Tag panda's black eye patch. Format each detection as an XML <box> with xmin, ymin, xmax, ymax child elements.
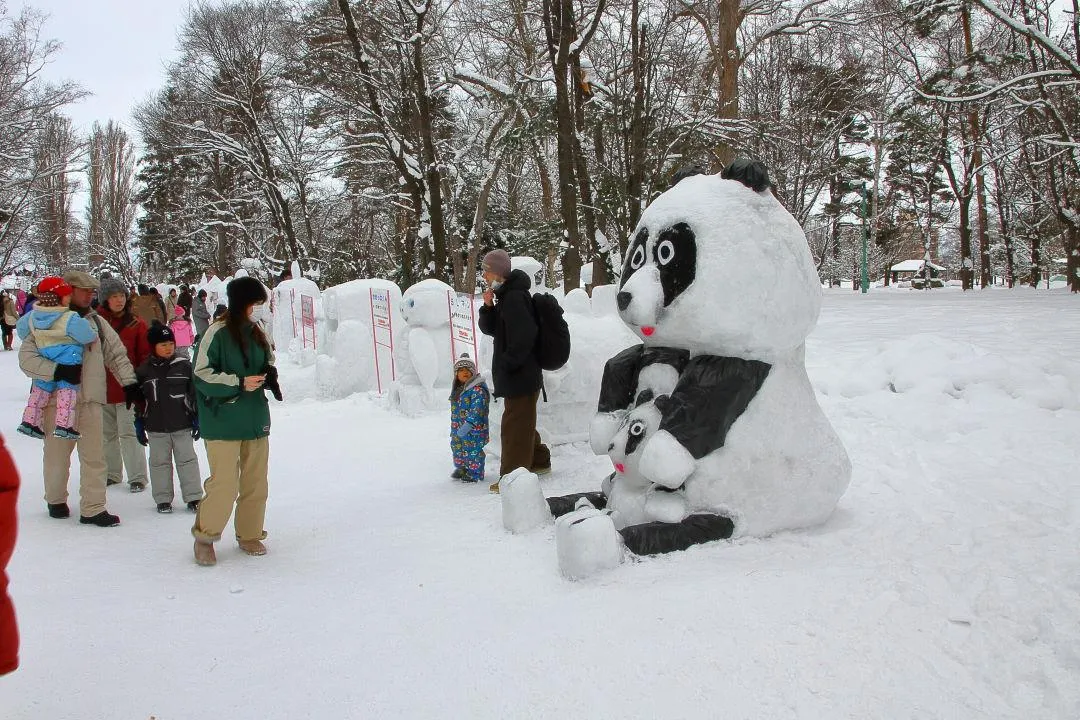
<box><xmin>655</xmin><ymin>222</ymin><xmax>696</xmax><ymax>307</ymax></box>
<box><xmin>634</xmin><ymin>388</ymin><xmax>655</xmax><ymax>407</ymax></box>
<box><xmin>625</xmin><ymin>419</ymin><xmax>647</xmax><ymax>455</ymax></box>
<box><xmin>621</xmin><ymin>228</ymin><xmax>649</xmax><ymax>287</ymax></box>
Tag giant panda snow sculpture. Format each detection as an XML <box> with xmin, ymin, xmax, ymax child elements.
<box><xmin>502</xmin><ymin>159</ymin><xmax>852</xmax><ymax>577</ymax></box>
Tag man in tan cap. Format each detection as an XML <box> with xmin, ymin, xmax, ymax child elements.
<box><xmin>477</xmin><ymin>250</ymin><xmax>551</xmax><ymax>493</ymax></box>
<box><xmin>18</xmin><ymin>270</ymin><xmax>140</xmax><ymax>526</ymax></box>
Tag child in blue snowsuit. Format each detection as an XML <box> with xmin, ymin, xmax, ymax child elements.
<box><xmin>15</xmin><ymin>277</ymin><xmax>97</xmax><ymax>440</ymax></box>
<box><xmin>449</xmin><ymin>355</ymin><xmax>489</xmax><ymax>483</ymax></box>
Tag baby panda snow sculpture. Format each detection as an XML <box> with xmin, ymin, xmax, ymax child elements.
<box><xmin>502</xmin><ymin>159</ymin><xmax>851</xmax><ymax>578</ymax></box>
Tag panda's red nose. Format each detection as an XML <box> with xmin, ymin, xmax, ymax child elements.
<box><xmin>614</xmin><ymin>463</ymin><xmax>625</xmax><ymax>473</ymax></box>
<box><xmin>641</xmin><ymin>326</ymin><xmax>655</xmax><ymax>336</ymax></box>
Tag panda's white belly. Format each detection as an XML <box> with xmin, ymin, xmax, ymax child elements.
<box><xmin>683</xmin><ymin>358</ymin><xmax>851</xmax><ymax>537</ymax></box>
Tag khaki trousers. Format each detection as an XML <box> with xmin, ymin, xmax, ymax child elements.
<box><xmin>102</xmin><ymin>402</ymin><xmax>148</xmax><ymax>486</ymax></box>
<box><xmin>42</xmin><ymin>402</ymin><xmax>107</xmax><ymax>516</ymax></box>
<box><xmin>192</xmin><ymin>438</ymin><xmax>269</xmax><ymax>543</ymax></box>
<box><xmin>499</xmin><ymin>391</ymin><xmax>551</xmax><ymax>477</ymax></box>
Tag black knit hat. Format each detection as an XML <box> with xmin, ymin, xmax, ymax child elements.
<box><xmin>147</xmin><ymin>321</ymin><xmax>175</xmax><ymax>346</ymax></box>
<box><xmin>227</xmin><ymin>276</ymin><xmax>267</xmax><ymax>315</ymax></box>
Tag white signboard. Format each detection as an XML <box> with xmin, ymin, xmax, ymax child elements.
<box><xmin>448</xmin><ymin>291</ymin><xmax>480</xmax><ymax>370</ymax></box>
<box><xmin>369</xmin><ymin>288</ymin><xmax>396</xmax><ymax>394</ymax></box>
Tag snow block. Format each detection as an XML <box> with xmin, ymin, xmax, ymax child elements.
<box><xmin>555</xmin><ymin>506</ymin><xmax>624</xmax><ymax>580</ymax></box>
<box><xmin>500</xmin><ymin>469</ymin><xmax>552</xmax><ymax>534</ymax></box>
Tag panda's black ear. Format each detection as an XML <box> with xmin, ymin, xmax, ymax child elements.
<box><xmin>721</xmin><ymin>158</ymin><xmax>771</xmax><ymax>193</ymax></box>
<box><xmin>669</xmin><ymin>165</ymin><xmax>706</xmax><ymax>189</ymax></box>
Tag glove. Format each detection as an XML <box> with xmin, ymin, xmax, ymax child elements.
<box><xmin>455</xmin><ymin>422</ymin><xmax>473</xmax><ymax>439</ymax></box>
<box><xmin>263</xmin><ymin>365</ymin><xmax>283</xmax><ymax>402</ymax></box>
<box><xmin>134</xmin><ymin>418</ymin><xmax>148</xmax><ymax>447</ymax></box>
<box><xmin>124</xmin><ymin>384</ymin><xmax>142</xmax><ymax>409</ymax></box>
<box><xmin>53</xmin><ymin>363</ymin><xmax>82</xmax><ymax>385</ymax></box>
<box><xmin>190</xmin><ymin>417</ymin><xmax>200</xmax><ymax>441</ymax></box>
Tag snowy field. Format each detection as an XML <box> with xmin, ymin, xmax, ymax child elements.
<box><xmin>1</xmin><ymin>288</ymin><xmax>1078</xmax><ymax>719</ymax></box>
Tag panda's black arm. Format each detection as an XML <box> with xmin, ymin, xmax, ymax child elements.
<box><xmin>596</xmin><ymin>344</ymin><xmax>645</xmax><ymax>413</ymax></box>
<box><xmin>546</xmin><ymin>492</ymin><xmax>608</xmax><ymax>517</ymax></box>
<box><xmin>655</xmin><ymin>355</ymin><xmax>771</xmax><ymax>459</ymax></box>
<box><xmin>619</xmin><ymin>514</ymin><xmax>735</xmax><ymax>555</ymax></box>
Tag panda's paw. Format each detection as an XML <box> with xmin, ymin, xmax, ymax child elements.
<box><xmin>639</xmin><ymin>430</ymin><xmax>696</xmax><ymax>489</ymax></box>
<box><xmin>590</xmin><ymin>412</ymin><xmax>626</xmax><ymax>456</ymax></box>
<box><xmin>500</xmin><ymin>469</ymin><xmax>551</xmax><ymax>534</ymax></box>
<box><xmin>555</xmin><ymin>506</ymin><xmax>625</xmax><ymax>580</ymax></box>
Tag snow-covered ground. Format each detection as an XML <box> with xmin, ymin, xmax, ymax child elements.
<box><xmin>1</xmin><ymin>288</ymin><xmax>1078</xmax><ymax>719</ymax></box>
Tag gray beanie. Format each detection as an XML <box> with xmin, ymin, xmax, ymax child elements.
<box><xmin>482</xmin><ymin>249</ymin><xmax>512</xmax><ymax>279</ymax></box>
<box><xmin>99</xmin><ymin>277</ymin><xmax>128</xmax><ymax>301</ymax></box>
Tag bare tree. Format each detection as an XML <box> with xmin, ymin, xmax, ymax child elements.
<box><xmin>86</xmin><ymin>120</ymin><xmax>138</xmax><ymax>280</ymax></box>
<box><xmin>0</xmin><ymin>3</ymin><xmax>85</xmax><ymax>272</ymax></box>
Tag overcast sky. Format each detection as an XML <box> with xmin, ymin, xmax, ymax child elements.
<box><xmin>11</xmin><ymin>0</ymin><xmax>194</xmax><ymax>136</ymax></box>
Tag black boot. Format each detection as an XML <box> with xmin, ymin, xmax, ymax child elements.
<box><xmin>47</xmin><ymin>503</ymin><xmax>70</xmax><ymax>519</ymax></box>
<box><xmin>156</xmin><ymin>503</ymin><xmax>173</xmax><ymax>514</ymax></box>
<box><xmin>186</xmin><ymin>500</ymin><xmax>200</xmax><ymax>513</ymax></box>
<box><xmin>17</xmin><ymin>422</ymin><xmax>45</xmax><ymax>440</ymax></box>
<box><xmin>450</xmin><ymin>467</ymin><xmax>467</xmax><ymax>480</ymax></box>
<box><xmin>79</xmin><ymin>511</ymin><xmax>120</xmax><ymax>527</ymax></box>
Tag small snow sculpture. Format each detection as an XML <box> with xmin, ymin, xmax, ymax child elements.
<box><xmin>389</xmin><ymin>279</ymin><xmax>455</xmax><ymax>416</ymax></box>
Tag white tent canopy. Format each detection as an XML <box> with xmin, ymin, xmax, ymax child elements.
<box><xmin>891</xmin><ymin>259</ymin><xmax>945</xmax><ymax>273</ymax></box>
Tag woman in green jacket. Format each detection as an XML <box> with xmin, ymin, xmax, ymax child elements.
<box><xmin>190</xmin><ymin>277</ymin><xmax>280</xmax><ymax>566</ymax></box>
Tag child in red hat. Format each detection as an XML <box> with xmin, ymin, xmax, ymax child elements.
<box><xmin>14</xmin><ymin>277</ymin><xmax>98</xmax><ymax>439</ymax></box>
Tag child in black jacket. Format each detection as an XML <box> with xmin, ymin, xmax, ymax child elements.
<box><xmin>135</xmin><ymin>323</ymin><xmax>203</xmax><ymax>513</ymax></box>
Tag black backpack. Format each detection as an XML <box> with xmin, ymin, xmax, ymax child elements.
<box><xmin>532</xmin><ymin>292</ymin><xmax>571</xmax><ymax>371</ymax></box>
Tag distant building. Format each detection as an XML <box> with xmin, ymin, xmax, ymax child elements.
<box><xmin>889</xmin><ymin>259</ymin><xmax>946</xmax><ymax>284</ymax></box>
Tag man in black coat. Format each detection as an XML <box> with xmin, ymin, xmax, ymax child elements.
<box><xmin>477</xmin><ymin>249</ymin><xmax>551</xmax><ymax>492</ymax></box>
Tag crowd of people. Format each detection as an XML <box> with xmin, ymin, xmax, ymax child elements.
<box><xmin>1</xmin><ymin>253</ymin><xmax>555</xmax><ymax>676</ymax></box>
<box><xmin>2</xmin><ymin>272</ymin><xmax>278</xmax><ymax>564</ymax></box>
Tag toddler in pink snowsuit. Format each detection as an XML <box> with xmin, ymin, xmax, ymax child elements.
<box><xmin>15</xmin><ymin>277</ymin><xmax>97</xmax><ymax>440</ymax></box>
<box><xmin>168</xmin><ymin>304</ymin><xmax>195</xmax><ymax>358</ymax></box>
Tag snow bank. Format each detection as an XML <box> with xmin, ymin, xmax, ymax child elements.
<box><xmin>817</xmin><ymin>333</ymin><xmax>1080</xmax><ymax>412</ymax></box>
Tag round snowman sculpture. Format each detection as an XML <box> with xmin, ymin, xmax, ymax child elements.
<box><xmin>390</xmin><ymin>279</ymin><xmax>454</xmax><ymax>416</ymax></box>
<box><xmin>501</xmin><ymin>159</ymin><xmax>852</xmax><ymax>578</ymax></box>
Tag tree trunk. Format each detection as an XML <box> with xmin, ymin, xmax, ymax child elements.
<box><xmin>545</xmin><ymin>0</ymin><xmax>583</xmax><ymax>294</ymax></box>
<box><xmin>958</xmin><ymin>195</ymin><xmax>974</xmax><ymax>290</ymax></box>
<box><xmin>715</xmin><ymin>0</ymin><xmax>741</xmax><ymax>168</ymax></box>
<box><xmin>626</xmin><ymin>0</ymin><xmax>647</xmax><ymax>248</ymax></box>
<box><xmin>411</xmin><ymin>6</ymin><xmax>448</xmax><ymax>282</ymax></box>
<box><xmin>1066</xmin><ymin>225</ymin><xmax>1080</xmax><ymax>293</ymax></box>
<box><xmin>962</xmin><ymin>7</ymin><xmax>992</xmax><ymax>288</ymax></box>
<box><xmin>1029</xmin><ymin>218</ymin><xmax>1042</xmax><ymax>288</ymax></box>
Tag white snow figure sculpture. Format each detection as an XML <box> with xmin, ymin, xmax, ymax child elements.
<box><xmin>389</xmin><ymin>279</ymin><xmax>455</xmax><ymax>416</ymax></box>
<box><xmin>271</xmin><ymin>269</ymin><xmax>321</xmax><ymax>362</ymax></box>
<box><xmin>316</xmin><ymin>278</ymin><xmax>402</xmax><ymax>400</ymax></box>
<box><xmin>502</xmin><ymin>159</ymin><xmax>851</xmax><ymax>577</ymax></box>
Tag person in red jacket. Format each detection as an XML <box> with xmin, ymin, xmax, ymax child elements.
<box><xmin>1</xmin><ymin>432</ymin><xmax>20</xmax><ymax>675</ymax></box>
<box><xmin>98</xmin><ymin>278</ymin><xmax>151</xmax><ymax>492</ymax></box>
